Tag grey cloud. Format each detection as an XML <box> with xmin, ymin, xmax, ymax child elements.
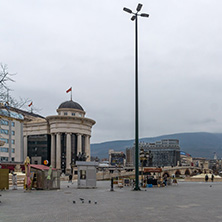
<box><xmin>1</xmin><ymin>0</ymin><xmax>222</xmax><ymax>143</ymax></box>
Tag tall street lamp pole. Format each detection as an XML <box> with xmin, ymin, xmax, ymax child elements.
<box><xmin>123</xmin><ymin>3</ymin><xmax>149</xmax><ymax>191</ymax></box>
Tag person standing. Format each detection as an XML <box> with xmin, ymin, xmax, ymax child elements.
<box><xmin>12</xmin><ymin>173</ymin><xmax>17</xmax><ymax>190</ymax></box>
<box><xmin>205</xmin><ymin>174</ymin><xmax>209</xmax><ymax>182</ymax></box>
<box><xmin>164</xmin><ymin>174</ymin><xmax>168</xmax><ymax>186</ymax></box>
<box><xmin>69</xmin><ymin>174</ymin><xmax>72</xmax><ymax>183</ymax></box>
<box><xmin>211</xmin><ymin>174</ymin><xmax>214</xmax><ymax>182</ymax></box>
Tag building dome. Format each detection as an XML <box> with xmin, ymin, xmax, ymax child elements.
<box><xmin>58</xmin><ymin>100</ymin><xmax>84</xmax><ymax>111</ymax></box>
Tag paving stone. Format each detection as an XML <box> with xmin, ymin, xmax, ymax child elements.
<box><xmin>0</xmin><ymin>181</ymin><xmax>221</xmax><ymax>222</ymax></box>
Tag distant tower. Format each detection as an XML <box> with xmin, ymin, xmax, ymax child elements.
<box><xmin>213</xmin><ymin>152</ymin><xmax>217</xmax><ymax>160</ymax></box>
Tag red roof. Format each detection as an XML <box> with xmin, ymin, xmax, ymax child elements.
<box><xmin>30</xmin><ymin>164</ymin><xmax>56</xmax><ymax>171</ymax></box>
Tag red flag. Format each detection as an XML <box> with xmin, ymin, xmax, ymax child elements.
<box><xmin>66</xmin><ymin>87</ymin><xmax>72</xmax><ymax>93</ymax></box>
<box><xmin>28</xmin><ymin>102</ymin><xmax>33</xmax><ymax>107</ymax></box>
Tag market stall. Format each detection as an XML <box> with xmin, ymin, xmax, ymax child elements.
<box><xmin>143</xmin><ymin>167</ymin><xmax>162</xmax><ymax>187</ymax></box>
<box><xmin>30</xmin><ymin>165</ymin><xmax>60</xmax><ymax>190</ymax></box>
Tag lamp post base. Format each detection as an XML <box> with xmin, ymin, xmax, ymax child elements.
<box><xmin>133</xmin><ymin>187</ymin><xmax>141</xmax><ymax>191</ymax></box>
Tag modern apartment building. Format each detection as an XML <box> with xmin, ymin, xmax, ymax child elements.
<box><xmin>126</xmin><ymin>139</ymin><xmax>181</xmax><ymax>167</ymax></box>
<box><xmin>0</xmin><ymin>107</ymin><xmax>24</xmax><ymax>162</ymax></box>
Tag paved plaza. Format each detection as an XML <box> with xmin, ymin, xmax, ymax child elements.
<box><xmin>1</xmin><ymin>181</ymin><xmax>222</xmax><ymax>222</ymax></box>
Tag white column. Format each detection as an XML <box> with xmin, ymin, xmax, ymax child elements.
<box><xmin>85</xmin><ymin>135</ymin><xmax>91</xmax><ymax>161</ymax></box>
<box><xmin>66</xmin><ymin>133</ymin><xmax>71</xmax><ymax>170</ymax></box>
<box><xmin>51</xmin><ymin>134</ymin><xmax>56</xmax><ymax>168</ymax></box>
<box><xmin>23</xmin><ymin>136</ymin><xmax>28</xmax><ymax>160</ymax></box>
<box><xmin>77</xmin><ymin>134</ymin><xmax>82</xmax><ymax>155</ymax></box>
<box><xmin>56</xmin><ymin>133</ymin><xmax>61</xmax><ymax>169</ymax></box>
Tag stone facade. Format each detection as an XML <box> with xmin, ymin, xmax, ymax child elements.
<box><xmin>23</xmin><ymin>100</ymin><xmax>95</xmax><ymax>174</ymax></box>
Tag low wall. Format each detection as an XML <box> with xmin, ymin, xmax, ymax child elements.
<box><xmin>96</xmin><ymin>171</ymin><xmax>135</xmax><ymax>181</ymax></box>
<box><xmin>185</xmin><ymin>177</ymin><xmax>222</xmax><ymax>182</ymax></box>
<box><xmin>9</xmin><ymin>174</ymin><xmax>25</xmax><ymax>187</ymax></box>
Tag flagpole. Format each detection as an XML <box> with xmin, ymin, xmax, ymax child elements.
<box><xmin>28</xmin><ymin>101</ymin><xmax>33</xmax><ymax>112</ymax></box>
<box><xmin>66</xmin><ymin>87</ymin><xmax>72</xmax><ymax>100</ymax></box>
<box><xmin>71</xmin><ymin>88</ymin><xmax>72</xmax><ymax>101</ymax></box>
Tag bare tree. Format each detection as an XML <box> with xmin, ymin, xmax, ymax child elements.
<box><xmin>0</xmin><ymin>63</ymin><xmax>15</xmax><ymax>86</ymax></box>
<box><xmin>0</xmin><ymin>63</ymin><xmax>15</xmax><ymax>101</ymax></box>
<box><xmin>0</xmin><ymin>63</ymin><xmax>31</xmax><ymax>109</ymax></box>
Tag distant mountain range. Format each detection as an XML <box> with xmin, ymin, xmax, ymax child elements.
<box><xmin>91</xmin><ymin>132</ymin><xmax>222</xmax><ymax>159</ymax></box>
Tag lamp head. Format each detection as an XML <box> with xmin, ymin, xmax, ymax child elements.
<box><xmin>131</xmin><ymin>15</ymin><xmax>136</xmax><ymax>21</ymax></box>
<box><xmin>140</xmin><ymin>13</ymin><xmax>149</xmax><ymax>18</ymax></box>
<box><xmin>123</xmin><ymin>7</ymin><xmax>132</xmax><ymax>14</ymax></box>
<box><xmin>136</xmin><ymin>3</ymin><xmax>143</xmax><ymax>12</ymax></box>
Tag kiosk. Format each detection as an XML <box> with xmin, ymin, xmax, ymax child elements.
<box><xmin>76</xmin><ymin>161</ymin><xmax>98</xmax><ymax>188</ymax></box>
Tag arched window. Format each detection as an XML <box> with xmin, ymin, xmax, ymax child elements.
<box><xmin>175</xmin><ymin>170</ymin><xmax>181</xmax><ymax>177</ymax></box>
<box><xmin>185</xmin><ymin>169</ymin><xmax>190</xmax><ymax>176</ymax></box>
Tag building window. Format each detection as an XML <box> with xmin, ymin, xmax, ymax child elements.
<box><xmin>72</xmin><ymin>113</ymin><xmax>75</xmax><ymax>116</ymax></box>
<box><xmin>64</xmin><ymin>112</ymin><xmax>68</xmax><ymax>116</ymax></box>
<box><xmin>12</xmin><ymin>131</ymin><xmax>15</xmax><ymax>135</ymax></box>
<box><xmin>1</xmin><ymin>129</ymin><xmax>9</xmax><ymax>135</ymax></box>
<box><xmin>11</xmin><ymin>139</ymin><xmax>15</xmax><ymax>144</ymax></box>
<box><xmin>11</xmin><ymin>122</ymin><xmax>15</xmax><ymax>127</ymax></box>
<box><xmin>0</xmin><ymin>157</ymin><xmax>8</xmax><ymax>161</ymax></box>
<box><xmin>12</xmin><ymin>148</ymin><xmax>15</xmax><ymax>153</ymax></box>
<box><xmin>12</xmin><ymin>157</ymin><xmax>15</xmax><ymax>162</ymax></box>
<box><xmin>0</xmin><ymin>138</ymin><xmax>9</xmax><ymax>143</ymax></box>
<box><xmin>0</xmin><ymin>119</ymin><xmax>9</xmax><ymax>125</ymax></box>
<box><xmin>1</xmin><ymin>147</ymin><xmax>8</xmax><ymax>152</ymax></box>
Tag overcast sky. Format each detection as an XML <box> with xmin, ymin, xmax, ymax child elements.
<box><xmin>1</xmin><ymin>0</ymin><xmax>222</xmax><ymax>143</ymax></box>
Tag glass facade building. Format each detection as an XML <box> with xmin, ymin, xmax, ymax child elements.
<box><xmin>27</xmin><ymin>134</ymin><xmax>51</xmax><ymax>165</ymax></box>
<box><xmin>126</xmin><ymin>139</ymin><xmax>181</xmax><ymax>167</ymax></box>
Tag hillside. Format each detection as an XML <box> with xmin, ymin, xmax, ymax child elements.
<box><xmin>91</xmin><ymin>132</ymin><xmax>222</xmax><ymax>159</ymax></box>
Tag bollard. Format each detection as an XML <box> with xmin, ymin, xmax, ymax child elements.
<box><xmin>110</xmin><ymin>177</ymin><xmax>114</xmax><ymax>191</ymax></box>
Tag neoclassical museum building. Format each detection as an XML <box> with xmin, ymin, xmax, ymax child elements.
<box><xmin>23</xmin><ymin>100</ymin><xmax>96</xmax><ymax>174</ymax></box>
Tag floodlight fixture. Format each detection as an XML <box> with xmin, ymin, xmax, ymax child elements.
<box><xmin>136</xmin><ymin>3</ymin><xmax>143</xmax><ymax>12</ymax></box>
<box><xmin>131</xmin><ymin>16</ymin><xmax>136</xmax><ymax>21</ymax></box>
<box><xmin>140</xmin><ymin>13</ymin><xmax>149</xmax><ymax>18</ymax></box>
<box><xmin>123</xmin><ymin>7</ymin><xmax>132</xmax><ymax>14</ymax></box>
